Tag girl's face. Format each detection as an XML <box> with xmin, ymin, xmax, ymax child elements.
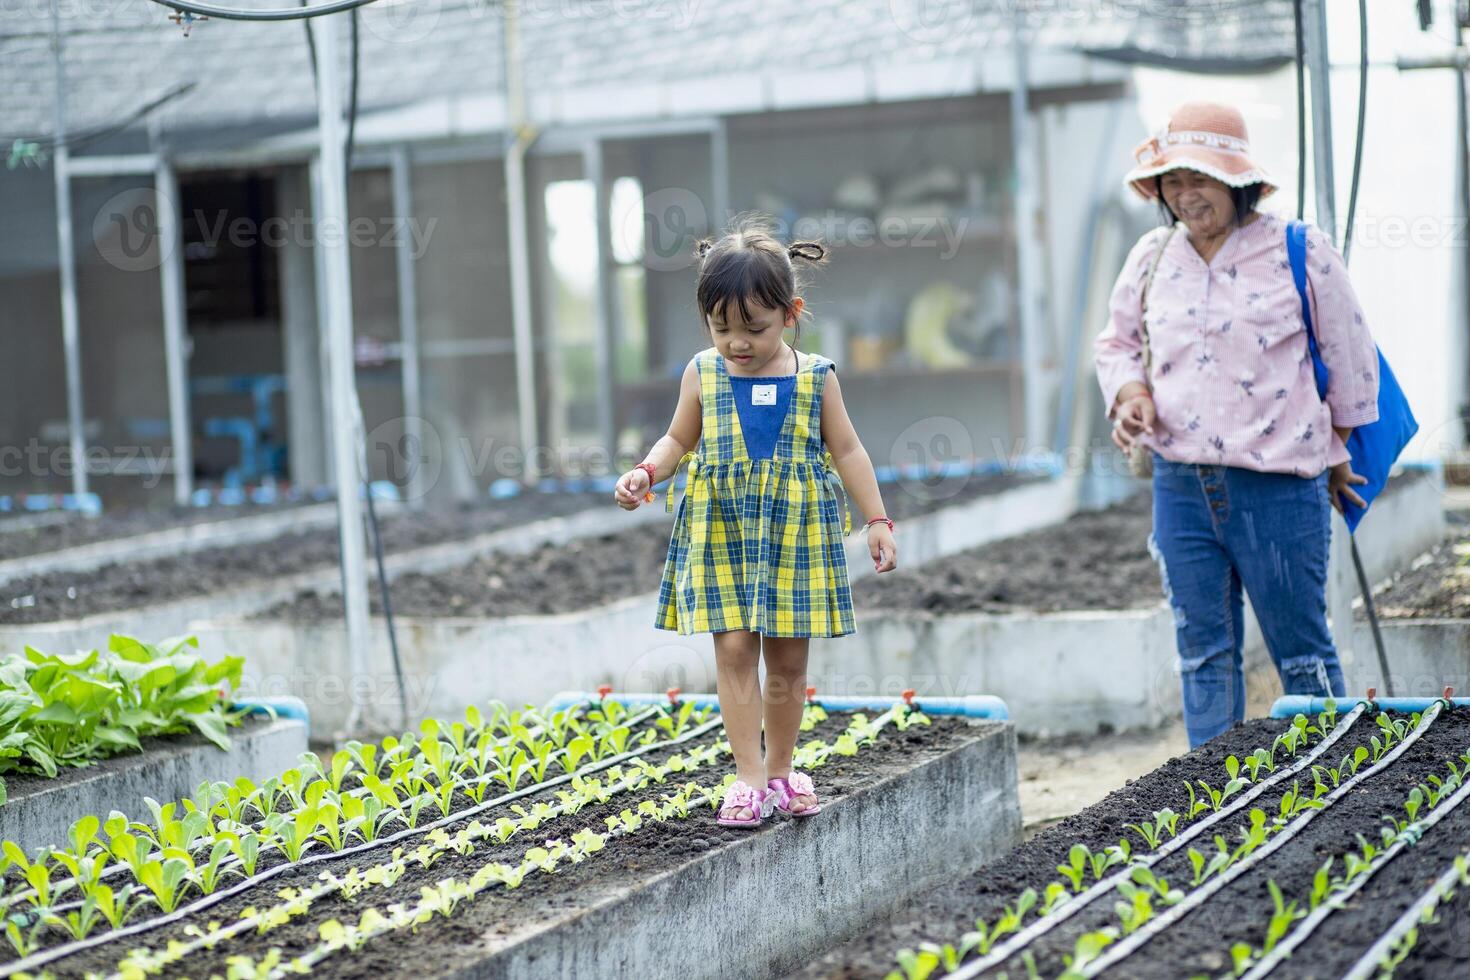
<box><xmin>1160</xmin><ymin>169</ymin><xmax>1236</xmax><ymax>238</ymax></box>
<box><xmin>707</xmin><ymin>297</ymin><xmax>803</xmax><ymax>374</ymax></box>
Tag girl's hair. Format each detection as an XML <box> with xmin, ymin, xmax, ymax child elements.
<box><xmin>1154</xmin><ymin>173</ymin><xmax>1263</xmax><ymax>227</ymax></box>
<box><xmin>693</xmin><ymin>214</ymin><xmax>827</xmax><ymax>343</ymax></box>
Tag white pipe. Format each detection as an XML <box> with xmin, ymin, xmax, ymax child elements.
<box><xmin>312</xmin><ymin>5</ymin><xmax>373</xmax><ymax>735</ymax></box>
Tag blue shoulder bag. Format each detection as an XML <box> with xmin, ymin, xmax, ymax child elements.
<box><xmin>1286</xmin><ymin>220</ymin><xmax>1418</xmax><ymax>532</ymax></box>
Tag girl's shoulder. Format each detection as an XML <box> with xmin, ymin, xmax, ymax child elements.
<box><xmin>798</xmin><ymin>350</ymin><xmax>835</xmax><ymax>375</ymax></box>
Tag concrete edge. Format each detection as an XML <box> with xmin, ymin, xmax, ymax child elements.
<box><xmin>0</xmin><ymin>716</ymin><xmax>308</xmax><ymax>854</ymax></box>
<box><xmin>454</xmin><ymin>720</ymin><xmax>1021</xmax><ymax>980</ymax></box>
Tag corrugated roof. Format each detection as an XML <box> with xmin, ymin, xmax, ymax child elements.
<box><xmin>0</xmin><ymin>0</ymin><xmax>1295</xmax><ymax>150</ymax></box>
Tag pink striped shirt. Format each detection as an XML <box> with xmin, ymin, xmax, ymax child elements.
<box><xmin>1094</xmin><ymin>211</ymin><xmax>1379</xmax><ymax>478</ymax></box>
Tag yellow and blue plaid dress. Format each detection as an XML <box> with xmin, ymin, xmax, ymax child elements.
<box><xmin>655</xmin><ymin>347</ymin><xmax>856</xmax><ymax>638</ymax></box>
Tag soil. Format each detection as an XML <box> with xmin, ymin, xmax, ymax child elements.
<box><xmin>1091</xmin><ymin>706</ymin><xmax>1470</xmax><ymax>980</ymax></box>
<box><xmin>851</xmin><ymin>494</ymin><xmax>1159</xmax><ymax>614</ymax></box>
<box><xmin>0</xmin><ymin>493</ymin><xmax>610</xmax><ymax>625</ymax></box>
<box><xmin>0</xmin><ymin>500</ymin><xmax>314</xmax><ymax>562</ymax></box>
<box><xmin>1364</xmin><ymin>512</ymin><xmax>1470</xmax><ymax>621</ymax></box>
<box><xmin>792</xmin><ymin>708</ymin><xmax>1464</xmax><ymax>979</ymax></box>
<box><xmin>32</xmin><ymin>713</ymin><xmax>978</xmax><ymax>979</ymax></box>
<box><xmin>251</xmin><ymin>472</ymin><xmax>1038</xmax><ymax>622</ymax></box>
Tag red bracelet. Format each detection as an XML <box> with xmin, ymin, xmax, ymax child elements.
<box><xmin>864</xmin><ymin>516</ymin><xmax>894</xmax><ymax>532</ymax></box>
<box><xmin>636</xmin><ymin>462</ymin><xmax>657</xmax><ymax>485</ymax></box>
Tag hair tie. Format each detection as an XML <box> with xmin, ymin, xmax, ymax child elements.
<box><xmin>693</xmin><ymin>238</ymin><xmax>714</xmax><ymax>259</ymax></box>
<box><xmin>787</xmin><ymin>241</ymin><xmax>826</xmax><ymax>262</ymax></box>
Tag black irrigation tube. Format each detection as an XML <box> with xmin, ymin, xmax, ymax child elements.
<box><xmin>1338</xmin><ymin>846</ymin><xmax>1470</xmax><ymax>980</ymax></box>
<box><xmin>1081</xmin><ymin>702</ymin><xmax>1448</xmax><ymax>978</ymax></box>
<box><xmin>1239</xmin><ymin>744</ymin><xmax>1470</xmax><ymax>978</ymax></box>
<box><xmin>0</xmin><ymin>706</ymin><xmax>662</xmax><ymax>919</ymax></box>
<box><xmin>946</xmin><ymin>704</ymin><xmax>1369</xmax><ymax>979</ymax></box>
<box><xmin>0</xmin><ymin>713</ymin><xmax>727</xmax><ymax>978</ymax></box>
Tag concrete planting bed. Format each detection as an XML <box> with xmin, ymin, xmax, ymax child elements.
<box><xmin>0</xmin><ymin>711</ymin><xmax>308</xmax><ymax>854</ymax></box>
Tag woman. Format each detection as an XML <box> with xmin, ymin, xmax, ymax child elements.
<box><xmin>1094</xmin><ymin>101</ymin><xmax>1380</xmax><ymax>748</ymax></box>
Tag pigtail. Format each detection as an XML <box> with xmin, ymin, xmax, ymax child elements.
<box><xmin>787</xmin><ymin>241</ymin><xmax>828</xmax><ymax>265</ymax></box>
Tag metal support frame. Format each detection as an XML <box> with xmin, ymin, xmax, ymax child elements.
<box><xmin>312</xmin><ymin>6</ymin><xmax>373</xmax><ymax>734</ymax></box>
<box><xmin>504</xmin><ymin>0</ymin><xmax>541</xmax><ymax>487</ymax></box>
<box><xmin>1010</xmin><ymin>10</ymin><xmax>1048</xmax><ymax>453</ymax></box>
<box><xmin>49</xmin><ymin>0</ymin><xmax>88</xmax><ymax>500</ymax></box>
<box><xmin>389</xmin><ymin>146</ymin><xmax>426</xmax><ymax>508</ymax></box>
<box><xmin>153</xmin><ymin>146</ymin><xmax>195</xmax><ymax>506</ymax></box>
<box><xmin>587</xmin><ymin>138</ymin><xmax>618</xmax><ymax>463</ymax></box>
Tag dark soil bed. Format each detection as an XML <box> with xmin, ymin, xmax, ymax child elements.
<box><xmin>0</xmin><ymin>500</ymin><xmax>314</xmax><ymax>562</ymax></box>
<box><xmin>851</xmin><ymin>493</ymin><xmax>1157</xmax><ymax>614</ymax></box>
<box><xmin>1365</xmin><ymin>513</ymin><xmax>1470</xmax><ymax>621</ymax></box>
<box><xmin>0</xmin><ymin>493</ymin><xmax>609</xmax><ymax>624</ymax></box>
<box><xmin>34</xmin><ymin>712</ymin><xmax>978</xmax><ymax>979</ymax></box>
<box><xmin>792</xmin><ymin>708</ymin><xmax>1457</xmax><ymax>979</ymax></box>
<box><xmin>252</xmin><ymin>472</ymin><xmax>1039</xmax><ymax>622</ymax></box>
<box><xmin>1091</xmin><ymin>706</ymin><xmax>1470</xmax><ymax>980</ymax></box>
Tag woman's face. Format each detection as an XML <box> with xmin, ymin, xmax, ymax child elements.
<box><xmin>1160</xmin><ymin>169</ymin><xmax>1236</xmax><ymax>237</ymax></box>
<box><xmin>707</xmin><ymin>298</ymin><xmax>802</xmax><ymax>373</ymax></box>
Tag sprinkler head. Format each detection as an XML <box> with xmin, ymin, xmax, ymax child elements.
<box><xmin>666</xmin><ymin>686</ymin><xmax>681</xmax><ymax>704</ymax></box>
<box><xmin>1445</xmin><ymin>686</ymin><xmax>1456</xmax><ymax>699</ymax></box>
<box><xmin>901</xmin><ymin>689</ymin><xmax>917</xmax><ymax>707</ymax></box>
<box><xmin>1366</xmin><ymin>687</ymin><xmax>1377</xmax><ymax>701</ymax></box>
<box><xmin>596</xmin><ymin>684</ymin><xmax>612</xmax><ymax>701</ymax></box>
<box><xmin>805</xmin><ymin>685</ymin><xmax>817</xmax><ymax>703</ymax></box>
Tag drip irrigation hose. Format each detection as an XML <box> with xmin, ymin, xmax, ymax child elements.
<box><xmin>1337</xmin><ymin>844</ymin><xmax>1470</xmax><ymax>980</ymax></box>
<box><xmin>0</xmin><ymin>709</ymin><xmax>716</xmax><ymax>978</ymax></box>
<box><xmin>1079</xmin><ymin>701</ymin><xmax>1446</xmax><ymax>978</ymax></box>
<box><xmin>0</xmin><ymin>706</ymin><xmax>662</xmax><ymax>921</ymax></box>
<box><xmin>1239</xmin><ymin>730</ymin><xmax>1470</xmax><ymax>977</ymax></box>
<box><xmin>944</xmin><ymin>703</ymin><xmax>1368</xmax><ymax>980</ymax></box>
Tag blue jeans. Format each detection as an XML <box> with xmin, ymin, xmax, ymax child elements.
<box><xmin>1150</xmin><ymin>453</ymin><xmax>1346</xmax><ymax>748</ymax></box>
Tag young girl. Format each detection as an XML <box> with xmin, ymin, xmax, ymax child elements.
<box><xmin>614</xmin><ymin>217</ymin><xmax>898</xmax><ymax>828</ymax></box>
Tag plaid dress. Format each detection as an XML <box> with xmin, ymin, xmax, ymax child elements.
<box><xmin>654</xmin><ymin>347</ymin><xmax>856</xmax><ymax>638</ymax></box>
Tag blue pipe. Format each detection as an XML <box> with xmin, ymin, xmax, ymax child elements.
<box><xmin>1270</xmin><ymin>695</ymin><xmax>1469</xmax><ymax>718</ymax></box>
<box><xmin>231</xmin><ymin>695</ymin><xmax>312</xmax><ymax>733</ymax></box>
<box><xmin>544</xmin><ymin>691</ymin><xmax>1009</xmax><ymax>720</ymax></box>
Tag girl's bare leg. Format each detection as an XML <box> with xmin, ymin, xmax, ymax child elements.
<box><xmin>761</xmin><ymin>635</ymin><xmax>818</xmax><ymax>813</ymax></box>
<box><xmin>713</xmin><ymin>629</ymin><xmax>765</xmax><ymax>819</ymax></box>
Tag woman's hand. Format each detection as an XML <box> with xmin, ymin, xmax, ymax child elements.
<box><xmin>614</xmin><ymin>468</ymin><xmax>652</xmax><ymax>510</ymax></box>
<box><xmin>1111</xmin><ymin>391</ymin><xmax>1156</xmax><ymax>456</ymax></box>
<box><xmin>1327</xmin><ymin>461</ymin><xmax>1368</xmax><ymax>514</ymax></box>
<box><xmin>869</xmin><ymin>524</ymin><xmax>897</xmax><ymax>573</ymax></box>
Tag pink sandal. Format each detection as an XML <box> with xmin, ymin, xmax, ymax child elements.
<box><xmin>717</xmin><ymin>780</ymin><xmax>774</xmax><ymax>828</ymax></box>
<box><xmin>767</xmin><ymin>771</ymin><xmax>821</xmax><ymax>817</ymax></box>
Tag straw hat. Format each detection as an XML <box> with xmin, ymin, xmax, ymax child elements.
<box><xmin>1124</xmin><ymin>101</ymin><xmax>1277</xmax><ymax>200</ymax></box>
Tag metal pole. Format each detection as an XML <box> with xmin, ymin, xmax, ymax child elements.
<box><xmin>49</xmin><ymin>0</ymin><xmax>89</xmax><ymax>500</ymax></box>
<box><xmin>1304</xmin><ymin>0</ymin><xmax>1338</xmax><ymax>240</ymax></box>
<box><xmin>587</xmin><ymin>138</ymin><xmax>618</xmax><ymax>465</ymax></box>
<box><xmin>1302</xmin><ymin>0</ymin><xmax>1360</xmax><ymax>685</ymax></box>
<box><xmin>153</xmin><ymin>144</ymin><xmax>194</xmax><ymax>506</ymax></box>
<box><xmin>504</xmin><ymin>0</ymin><xmax>541</xmax><ymax>488</ymax></box>
<box><xmin>313</xmin><ymin>6</ymin><xmax>374</xmax><ymax>734</ymax></box>
<box><xmin>389</xmin><ymin>146</ymin><xmax>426</xmax><ymax>508</ymax></box>
<box><xmin>1010</xmin><ymin>9</ymin><xmax>1048</xmax><ymax>453</ymax></box>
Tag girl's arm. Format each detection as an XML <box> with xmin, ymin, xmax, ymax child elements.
<box><xmin>820</xmin><ymin>369</ymin><xmax>897</xmax><ymax>572</ymax></box>
<box><xmin>615</xmin><ymin>359</ymin><xmax>702</xmax><ymax>508</ymax></box>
